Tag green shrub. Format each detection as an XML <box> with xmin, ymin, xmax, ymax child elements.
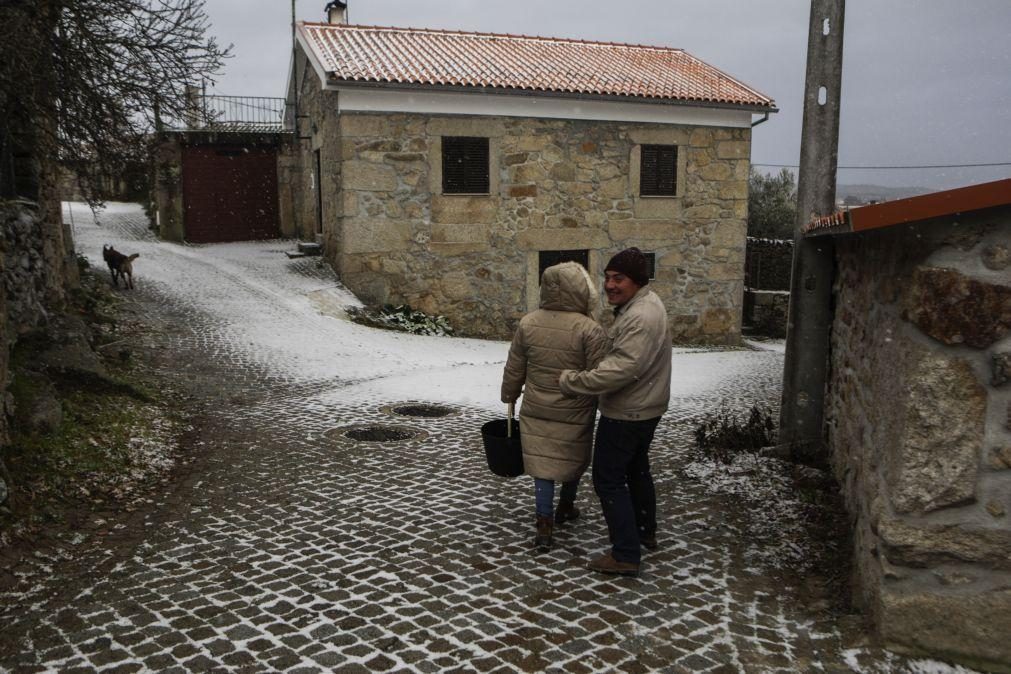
<box><xmin>346</xmin><ymin>304</ymin><xmax>453</xmax><ymax>336</ymax></box>
<box><xmin>694</xmin><ymin>402</ymin><xmax>777</xmax><ymax>464</ymax></box>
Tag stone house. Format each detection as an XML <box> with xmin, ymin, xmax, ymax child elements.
<box><xmin>805</xmin><ymin>178</ymin><xmax>1011</xmax><ymax>672</ymax></box>
<box><xmin>287</xmin><ymin>4</ymin><xmax>776</xmax><ymax>341</ymax></box>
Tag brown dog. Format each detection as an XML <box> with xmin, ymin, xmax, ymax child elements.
<box><xmin>102</xmin><ymin>245</ymin><xmax>140</xmax><ymax>289</ymax></box>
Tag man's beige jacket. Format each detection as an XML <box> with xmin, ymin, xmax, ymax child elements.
<box><xmin>560</xmin><ymin>286</ymin><xmax>671</xmax><ymax>421</ymax></box>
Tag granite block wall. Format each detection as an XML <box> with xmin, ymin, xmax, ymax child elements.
<box><xmin>295</xmin><ymin>81</ymin><xmax>752</xmax><ymax>343</ymax></box>
<box><xmin>825</xmin><ymin>209</ymin><xmax>1011</xmax><ymax>671</ymax></box>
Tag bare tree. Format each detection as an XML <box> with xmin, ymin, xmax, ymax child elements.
<box><xmin>0</xmin><ymin>0</ymin><xmax>230</xmax><ymax>203</ymax></box>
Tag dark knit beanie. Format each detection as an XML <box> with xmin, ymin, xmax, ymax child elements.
<box><xmin>604</xmin><ymin>247</ymin><xmax>649</xmax><ymax>286</ymax></box>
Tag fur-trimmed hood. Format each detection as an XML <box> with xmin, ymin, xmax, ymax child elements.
<box><xmin>538</xmin><ymin>261</ymin><xmax>597</xmax><ymax>317</ymax></box>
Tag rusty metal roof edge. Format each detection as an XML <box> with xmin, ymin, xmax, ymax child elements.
<box><xmin>847</xmin><ymin>178</ymin><xmax>1011</xmax><ymax>233</ymax></box>
<box><xmin>803</xmin><ymin>177</ymin><xmax>1011</xmax><ymax>237</ymax></box>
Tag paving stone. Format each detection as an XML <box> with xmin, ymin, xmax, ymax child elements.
<box><xmin>221</xmin><ymin>650</ymin><xmax>257</xmax><ymax>667</ymax></box>
<box><xmin>142</xmin><ymin>653</ymin><xmax>176</xmax><ymax>670</ymax></box>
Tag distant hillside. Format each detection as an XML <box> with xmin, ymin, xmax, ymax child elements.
<box><xmin>837</xmin><ymin>184</ymin><xmax>932</xmax><ymax>205</ymax></box>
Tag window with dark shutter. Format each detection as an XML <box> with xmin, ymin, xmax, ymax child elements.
<box><xmin>644</xmin><ymin>252</ymin><xmax>656</xmax><ymax>280</ymax></box>
<box><xmin>639</xmin><ymin>144</ymin><xmax>677</xmax><ymax>196</ymax></box>
<box><xmin>538</xmin><ymin>250</ymin><xmax>589</xmax><ymax>283</ymax></box>
<box><xmin>442</xmin><ymin>136</ymin><xmax>490</xmax><ymax>194</ymax></box>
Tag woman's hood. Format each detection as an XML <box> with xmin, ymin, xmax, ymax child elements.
<box><xmin>539</xmin><ymin>262</ymin><xmax>597</xmax><ymax>316</ymax></box>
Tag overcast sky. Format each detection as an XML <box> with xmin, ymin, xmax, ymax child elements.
<box><xmin>203</xmin><ymin>0</ymin><xmax>1011</xmax><ymax>190</ymax></box>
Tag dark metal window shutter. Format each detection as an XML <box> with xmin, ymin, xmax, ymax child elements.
<box><xmin>443</xmin><ymin>136</ymin><xmax>489</xmax><ymax>194</ymax></box>
<box><xmin>640</xmin><ymin>144</ymin><xmax>677</xmax><ymax>196</ymax></box>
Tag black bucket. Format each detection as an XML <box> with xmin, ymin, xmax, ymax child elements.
<box><xmin>480</xmin><ymin>418</ymin><xmax>524</xmax><ymax>478</ymax></box>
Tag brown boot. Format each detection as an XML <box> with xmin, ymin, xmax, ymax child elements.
<box><xmin>555</xmin><ymin>501</ymin><xmax>580</xmax><ymax>524</ymax></box>
<box><xmin>587</xmin><ymin>552</ymin><xmax>639</xmax><ymax>577</ymax></box>
<box><xmin>534</xmin><ymin>515</ymin><xmax>554</xmax><ymax>551</ymax></box>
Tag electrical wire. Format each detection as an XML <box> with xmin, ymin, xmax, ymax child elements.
<box><xmin>753</xmin><ymin>162</ymin><xmax>1011</xmax><ymax>170</ymax></box>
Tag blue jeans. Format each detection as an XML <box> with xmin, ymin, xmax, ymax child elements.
<box><xmin>592</xmin><ymin>415</ymin><xmax>660</xmax><ymax>564</ymax></box>
<box><xmin>534</xmin><ymin>478</ymin><xmax>579</xmax><ymax>517</ymax></box>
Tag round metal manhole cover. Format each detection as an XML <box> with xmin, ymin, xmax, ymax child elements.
<box><xmin>389</xmin><ymin>403</ymin><xmax>457</xmax><ymax>418</ymax></box>
<box><xmin>328</xmin><ymin>424</ymin><xmax>424</xmax><ymax>443</ymax></box>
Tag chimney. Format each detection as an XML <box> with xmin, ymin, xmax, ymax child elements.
<box><xmin>184</xmin><ymin>84</ymin><xmax>201</xmax><ymax>129</ymax></box>
<box><xmin>325</xmin><ymin>0</ymin><xmax>347</xmax><ymax>24</ymax></box>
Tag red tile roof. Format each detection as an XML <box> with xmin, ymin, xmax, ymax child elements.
<box><xmin>805</xmin><ymin>178</ymin><xmax>1011</xmax><ymax>235</ymax></box>
<box><xmin>299</xmin><ymin>22</ymin><xmax>775</xmax><ymax>109</ymax></box>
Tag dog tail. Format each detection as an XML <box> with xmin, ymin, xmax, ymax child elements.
<box><xmin>127</xmin><ymin>253</ymin><xmax>140</xmax><ymax>261</ymax></box>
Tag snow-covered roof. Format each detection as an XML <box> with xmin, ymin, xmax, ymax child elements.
<box><xmin>297</xmin><ymin>22</ymin><xmax>776</xmax><ymax>110</ymax></box>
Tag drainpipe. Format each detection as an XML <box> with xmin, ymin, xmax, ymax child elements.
<box><xmin>779</xmin><ymin>0</ymin><xmax>845</xmax><ymax>457</ymax></box>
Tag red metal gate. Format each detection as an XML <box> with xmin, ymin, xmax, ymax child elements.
<box><xmin>181</xmin><ymin>145</ymin><xmax>279</xmax><ymax>243</ymax></box>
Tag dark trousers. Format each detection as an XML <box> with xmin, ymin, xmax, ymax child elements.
<box><xmin>592</xmin><ymin>415</ymin><xmax>660</xmax><ymax>564</ymax></box>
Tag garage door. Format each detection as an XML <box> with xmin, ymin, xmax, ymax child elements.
<box><xmin>182</xmin><ymin>145</ymin><xmax>279</xmax><ymax>243</ymax></box>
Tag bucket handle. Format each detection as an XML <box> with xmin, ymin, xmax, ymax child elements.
<box><xmin>507</xmin><ymin>402</ymin><xmax>515</xmax><ymax>438</ymax></box>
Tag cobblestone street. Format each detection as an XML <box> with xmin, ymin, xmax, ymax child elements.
<box><xmin>0</xmin><ymin>205</ymin><xmax>966</xmax><ymax>673</ymax></box>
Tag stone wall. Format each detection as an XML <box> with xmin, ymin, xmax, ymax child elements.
<box><xmin>0</xmin><ymin>202</ymin><xmax>55</xmax><ymax>445</ymax></box>
<box><xmin>293</xmin><ymin>49</ymin><xmax>343</xmax><ymax>248</ymax></box>
<box><xmin>743</xmin><ymin>289</ymin><xmax>789</xmax><ymax>338</ymax></box>
<box><xmin>151</xmin><ymin>135</ymin><xmax>184</xmax><ymax>241</ymax></box>
<box><xmin>303</xmin><ymin>94</ymin><xmax>750</xmax><ymax>342</ymax></box>
<box><xmin>825</xmin><ymin>208</ymin><xmax>1011</xmax><ymax>672</ymax></box>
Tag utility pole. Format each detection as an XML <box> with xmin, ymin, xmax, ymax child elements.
<box><xmin>779</xmin><ymin>0</ymin><xmax>845</xmax><ymax>452</ymax></box>
<box><xmin>291</xmin><ymin>0</ymin><xmax>299</xmax><ymax>138</ymax></box>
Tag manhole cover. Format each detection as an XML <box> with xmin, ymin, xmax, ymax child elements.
<box><xmin>339</xmin><ymin>425</ymin><xmax>420</xmax><ymax>443</ymax></box>
<box><xmin>390</xmin><ymin>403</ymin><xmax>456</xmax><ymax>418</ymax></box>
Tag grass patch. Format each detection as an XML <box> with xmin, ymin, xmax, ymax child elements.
<box><xmin>346</xmin><ymin>304</ymin><xmax>453</xmax><ymax>336</ymax></box>
<box><xmin>1</xmin><ymin>270</ymin><xmax>177</xmax><ymax>546</ymax></box>
<box><xmin>693</xmin><ymin>402</ymin><xmax>777</xmax><ymax>464</ymax></box>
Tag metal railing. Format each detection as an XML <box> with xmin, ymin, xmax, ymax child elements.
<box><xmin>165</xmin><ymin>93</ymin><xmax>288</xmax><ymax>133</ymax></box>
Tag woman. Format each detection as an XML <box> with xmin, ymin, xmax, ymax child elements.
<box><xmin>501</xmin><ymin>262</ymin><xmax>608</xmax><ymax>551</ymax></box>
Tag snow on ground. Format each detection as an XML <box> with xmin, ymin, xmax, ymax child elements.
<box><xmin>745</xmin><ymin>337</ymin><xmax>786</xmax><ymax>353</ymax></box>
<box><xmin>72</xmin><ymin>202</ymin><xmax>780</xmax><ymax>415</ymax></box>
<box><xmin>842</xmin><ymin>649</ymin><xmax>981</xmax><ymax>674</ymax></box>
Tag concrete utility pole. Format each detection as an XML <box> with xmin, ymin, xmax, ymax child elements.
<box><xmin>779</xmin><ymin>0</ymin><xmax>845</xmax><ymax>451</ymax></box>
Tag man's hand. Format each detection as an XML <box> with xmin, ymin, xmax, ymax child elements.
<box><xmin>557</xmin><ymin>370</ymin><xmax>569</xmax><ymax>395</ymax></box>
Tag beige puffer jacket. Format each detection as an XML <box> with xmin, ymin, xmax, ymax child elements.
<box><xmin>500</xmin><ymin>262</ymin><xmax>609</xmax><ymax>482</ymax></box>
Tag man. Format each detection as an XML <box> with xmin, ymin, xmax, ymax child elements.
<box><xmin>559</xmin><ymin>247</ymin><xmax>672</xmax><ymax>577</ymax></box>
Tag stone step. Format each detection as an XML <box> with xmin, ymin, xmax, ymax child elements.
<box><xmin>297</xmin><ymin>241</ymin><xmax>323</xmax><ymax>256</ymax></box>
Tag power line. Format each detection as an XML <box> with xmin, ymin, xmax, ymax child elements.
<box><xmin>753</xmin><ymin>161</ymin><xmax>1011</xmax><ymax>170</ymax></box>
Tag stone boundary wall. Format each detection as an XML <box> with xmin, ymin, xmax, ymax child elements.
<box><xmin>745</xmin><ymin>237</ymin><xmax>792</xmax><ymax>291</ymax></box>
<box><xmin>825</xmin><ymin>208</ymin><xmax>1011</xmax><ymax>671</ymax></box>
<box><xmin>743</xmin><ymin>289</ymin><xmax>788</xmax><ymax>338</ymax></box>
<box><xmin>0</xmin><ymin>202</ymin><xmax>53</xmax><ymax>446</ymax></box>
